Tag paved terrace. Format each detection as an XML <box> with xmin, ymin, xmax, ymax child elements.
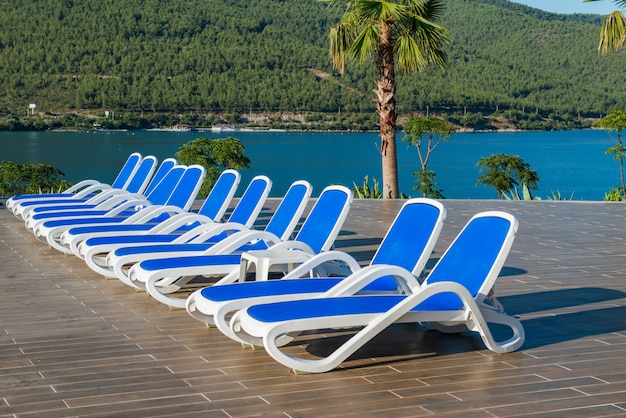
<box><xmin>0</xmin><ymin>199</ymin><xmax>625</xmax><ymax>417</ymax></box>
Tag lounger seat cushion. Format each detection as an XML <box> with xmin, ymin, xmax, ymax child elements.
<box><xmin>112</xmin><ymin>240</ymin><xmax>268</xmax><ymax>257</ymax></box>
<box><xmin>139</xmin><ymin>254</ymin><xmax>243</xmax><ymax>271</ymax></box>
<box><xmin>200</xmin><ymin>278</ymin><xmax>344</xmax><ymax>302</ymax></box>
<box><xmin>246</xmin><ymin>294</ymin><xmax>464</xmax><ymax>324</ymax></box>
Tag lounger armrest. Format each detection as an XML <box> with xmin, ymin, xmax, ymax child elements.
<box><xmin>122</xmin><ymin>204</ymin><xmax>186</xmax><ymax>224</ymax></box>
<box><xmin>146</xmin><ymin>212</ymin><xmax>213</xmax><ymax>234</ymax></box>
<box><xmin>80</xmin><ymin>188</ymin><xmax>117</xmax><ymax>204</ymax></box>
<box><xmin>66</xmin><ymin>183</ymin><xmax>110</xmax><ymax>200</ymax></box>
<box><xmin>280</xmin><ymin>250</ymin><xmax>362</xmax><ymax>280</ymax></box>
<box><xmin>63</xmin><ymin>179</ymin><xmax>108</xmax><ymax>194</ymax></box>
<box><xmin>265</xmin><ymin>240</ymin><xmax>315</xmax><ymax>255</ymax></box>
<box><xmin>405</xmin><ymin>281</ymin><xmax>525</xmax><ymax>353</ymax></box>
<box><xmin>187</xmin><ymin>221</ymin><xmax>248</xmax><ymax>242</ymax></box>
<box><xmin>98</xmin><ymin>198</ymin><xmax>150</xmax><ymax>216</ymax></box>
<box><xmin>205</xmin><ymin>230</ymin><xmax>282</xmax><ymax>255</ymax></box>
<box><xmin>89</xmin><ymin>193</ymin><xmax>145</xmax><ymax>210</ymax></box>
<box><xmin>167</xmin><ymin>221</ymin><xmax>248</xmax><ymax>244</ymax></box>
<box><xmin>324</xmin><ymin>264</ymin><xmax>420</xmax><ymax>296</ymax></box>
<box><xmin>80</xmin><ymin>186</ymin><xmax>135</xmax><ymax>204</ymax></box>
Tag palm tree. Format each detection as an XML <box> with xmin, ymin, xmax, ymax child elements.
<box><xmin>323</xmin><ymin>0</ymin><xmax>450</xmax><ymax>198</ymax></box>
<box><xmin>584</xmin><ymin>0</ymin><xmax>626</xmax><ymax>53</ymax></box>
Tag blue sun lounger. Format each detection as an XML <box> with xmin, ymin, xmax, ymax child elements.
<box><xmin>17</xmin><ymin>156</ymin><xmax>169</xmax><ymax>220</ymax></box>
<box><xmin>7</xmin><ymin>152</ymin><xmax>142</xmax><ymax>213</ymax></box>
<box><xmin>61</xmin><ymin>170</ymin><xmax>247</xmax><ymax>258</ymax></box>
<box><xmin>29</xmin><ymin>165</ymin><xmax>206</xmax><ymax>252</ymax></box>
<box><xmin>99</xmin><ymin>180</ymin><xmax>311</xmax><ymax>283</ymax></box>
<box><xmin>186</xmin><ymin>198</ymin><xmax>447</xmax><ymax>344</ymax></box>
<box><xmin>8</xmin><ymin>152</ymin><xmax>150</xmax><ymax>219</ymax></box>
<box><xmin>125</xmin><ymin>185</ymin><xmax>352</xmax><ymax>309</ymax></box>
<box><xmin>23</xmin><ymin>158</ymin><xmax>177</xmax><ymax>227</ymax></box>
<box><xmin>72</xmin><ymin>174</ymin><xmax>272</xmax><ymax>273</ymax></box>
<box><xmin>233</xmin><ymin>211</ymin><xmax>524</xmax><ymax>373</ymax></box>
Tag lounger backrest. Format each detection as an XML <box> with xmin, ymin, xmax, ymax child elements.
<box><xmin>294</xmin><ymin>185</ymin><xmax>353</xmax><ymax>254</ymax></box>
<box><xmin>424</xmin><ymin>211</ymin><xmax>518</xmax><ymax>307</ymax></box>
<box><xmin>143</xmin><ymin>158</ymin><xmax>177</xmax><ymax>196</ymax></box>
<box><xmin>111</xmin><ymin>152</ymin><xmax>142</xmax><ymax>189</ymax></box>
<box><xmin>197</xmin><ymin>169</ymin><xmax>240</xmax><ymax>222</ymax></box>
<box><xmin>122</xmin><ymin>155</ymin><xmax>158</xmax><ymax>194</ymax></box>
<box><xmin>144</xmin><ymin>165</ymin><xmax>186</xmax><ymax>205</ymax></box>
<box><xmin>363</xmin><ymin>198</ymin><xmax>446</xmax><ymax>292</ymax></box>
<box><xmin>264</xmin><ymin>181</ymin><xmax>312</xmax><ymax>241</ymax></box>
<box><xmin>222</xmin><ymin>175</ymin><xmax>272</xmax><ymax>227</ymax></box>
<box><xmin>162</xmin><ymin>165</ymin><xmax>206</xmax><ymax>211</ymax></box>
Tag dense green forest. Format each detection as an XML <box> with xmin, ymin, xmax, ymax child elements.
<box><xmin>0</xmin><ymin>0</ymin><xmax>624</xmax><ymax>127</ymax></box>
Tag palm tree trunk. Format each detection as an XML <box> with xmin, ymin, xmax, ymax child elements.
<box><xmin>376</xmin><ymin>20</ymin><xmax>398</xmax><ymax>199</ymax></box>
<box><xmin>619</xmin><ymin>133</ymin><xmax>626</xmax><ymax>197</ymax></box>
<box><xmin>619</xmin><ymin>159</ymin><xmax>626</xmax><ymax>198</ymax></box>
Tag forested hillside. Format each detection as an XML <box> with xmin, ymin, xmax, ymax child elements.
<box><xmin>0</xmin><ymin>0</ymin><xmax>623</xmax><ymax>118</ymax></box>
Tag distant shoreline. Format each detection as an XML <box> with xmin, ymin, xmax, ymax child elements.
<box><xmin>1</xmin><ymin>108</ymin><xmax>597</xmax><ymax>133</ymax></box>
<box><xmin>41</xmin><ymin>126</ymin><xmax>598</xmax><ymax>135</ymax></box>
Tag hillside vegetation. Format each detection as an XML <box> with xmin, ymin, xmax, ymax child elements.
<box><xmin>0</xmin><ymin>0</ymin><xmax>623</xmax><ymax>122</ymax></box>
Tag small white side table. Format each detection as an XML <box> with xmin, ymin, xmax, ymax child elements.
<box><xmin>239</xmin><ymin>249</ymin><xmax>312</xmax><ymax>282</ymax></box>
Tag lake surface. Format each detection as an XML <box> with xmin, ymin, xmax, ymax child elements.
<box><xmin>0</xmin><ymin>129</ymin><xmax>617</xmax><ymax>200</ymax></box>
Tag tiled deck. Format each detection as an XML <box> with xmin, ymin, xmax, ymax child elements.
<box><xmin>0</xmin><ymin>199</ymin><xmax>625</xmax><ymax>417</ymax></box>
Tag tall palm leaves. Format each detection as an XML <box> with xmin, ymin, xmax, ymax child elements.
<box><xmin>323</xmin><ymin>0</ymin><xmax>450</xmax><ymax>198</ymax></box>
<box><xmin>584</xmin><ymin>1</ymin><xmax>626</xmax><ymax>198</ymax></box>
<box><xmin>584</xmin><ymin>0</ymin><xmax>626</xmax><ymax>53</ymax></box>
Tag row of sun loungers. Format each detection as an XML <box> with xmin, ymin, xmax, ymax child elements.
<box><xmin>5</xmin><ymin>152</ymin><xmax>525</xmax><ymax>374</ymax></box>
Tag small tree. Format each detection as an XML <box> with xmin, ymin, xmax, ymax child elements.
<box><xmin>476</xmin><ymin>154</ymin><xmax>540</xmax><ymax>199</ymax></box>
<box><xmin>402</xmin><ymin>116</ymin><xmax>455</xmax><ymax>198</ymax></box>
<box><xmin>175</xmin><ymin>137</ymin><xmax>251</xmax><ymax>197</ymax></box>
<box><xmin>414</xmin><ymin>169</ymin><xmax>444</xmax><ymax>199</ymax></box>
<box><xmin>593</xmin><ymin>109</ymin><xmax>626</xmax><ymax>199</ymax></box>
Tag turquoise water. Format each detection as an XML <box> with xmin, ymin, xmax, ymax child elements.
<box><xmin>0</xmin><ymin>129</ymin><xmax>617</xmax><ymax>200</ymax></box>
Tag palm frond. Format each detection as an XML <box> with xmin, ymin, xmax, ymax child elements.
<box><xmin>394</xmin><ymin>11</ymin><xmax>450</xmax><ymax>72</ymax></box>
<box><xmin>350</xmin><ymin>23</ymin><xmax>380</xmax><ymax>64</ymax></box>
<box><xmin>329</xmin><ymin>16</ymin><xmax>359</xmax><ymax>73</ymax></box>
<box><xmin>583</xmin><ymin>0</ymin><xmax>626</xmax><ymax>9</ymax></box>
<box><xmin>376</xmin><ymin>1</ymin><xmax>408</xmax><ymax>21</ymax></box>
<box><xmin>323</xmin><ymin>0</ymin><xmax>450</xmax><ymax>73</ymax></box>
<box><xmin>405</xmin><ymin>0</ymin><xmax>446</xmax><ymax>21</ymax></box>
<box><xmin>599</xmin><ymin>10</ymin><xmax>626</xmax><ymax>53</ymax></box>
<box><xmin>354</xmin><ymin>0</ymin><xmax>409</xmax><ymax>21</ymax></box>
<box><xmin>395</xmin><ymin>30</ymin><xmax>448</xmax><ymax>72</ymax></box>
<box><xmin>395</xmin><ymin>34</ymin><xmax>426</xmax><ymax>72</ymax></box>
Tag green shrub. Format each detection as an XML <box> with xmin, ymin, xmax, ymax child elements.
<box><xmin>0</xmin><ymin>161</ymin><xmax>70</xmax><ymax>197</ymax></box>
